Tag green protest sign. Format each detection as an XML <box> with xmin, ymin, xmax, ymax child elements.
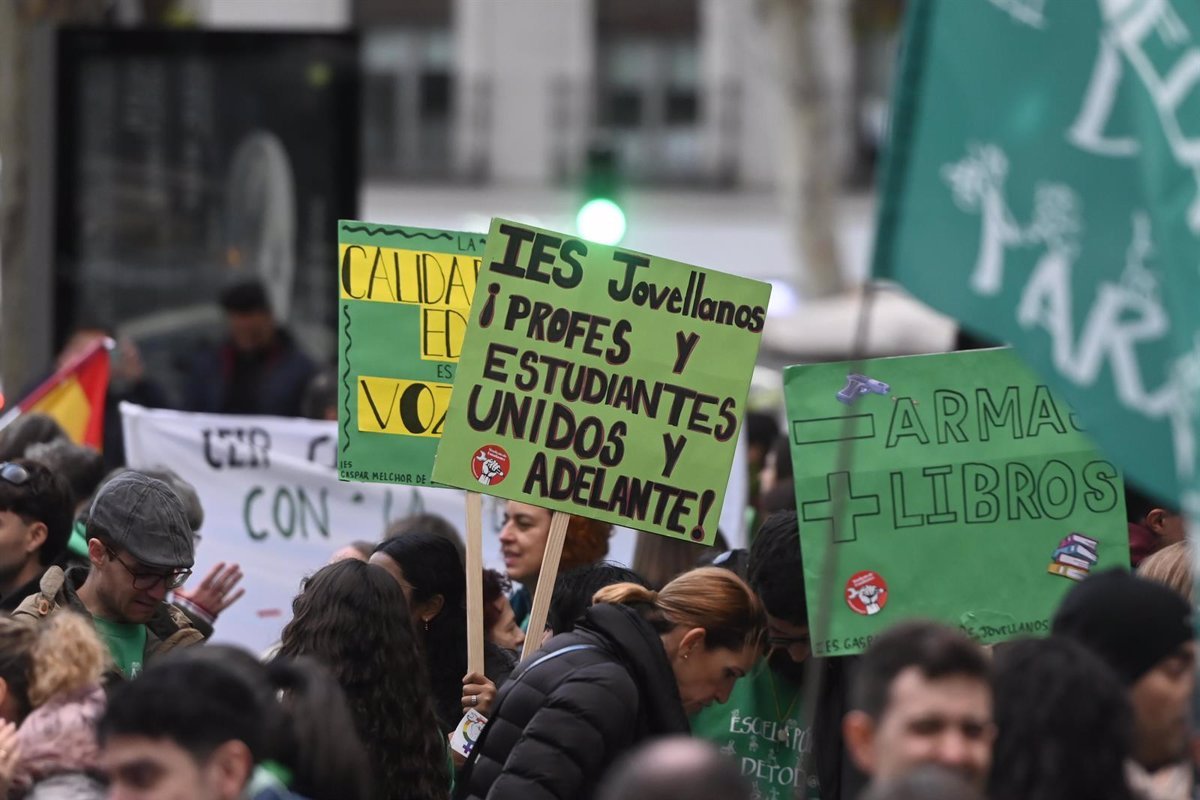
<box><xmin>784</xmin><ymin>349</ymin><xmax>1129</xmax><ymax>656</ymax></box>
<box><xmin>337</xmin><ymin>220</ymin><xmax>486</xmax><ymax>485</ymax></box>
<box><xmin>431</xmin><ymin>218</ymin><xmax>771</xmax><ymax>543</ymax></box>
<box><xmin>873</xmin><ymin>1</ymin><xmax>1200</xmax><ymax>514</ymax></box>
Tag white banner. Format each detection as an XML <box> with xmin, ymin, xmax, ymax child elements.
<box><xmin>120</xmin><ymin>403</ymin><xmax>747</xmax><ymax>652</ymax></box>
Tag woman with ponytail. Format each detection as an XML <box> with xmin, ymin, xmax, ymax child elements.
<box><xmin>0</xmin><ymin>611</ymin><xmax>108</xmax><ymax>799</ymax></box>
<box><xmin>100</xmin><ymin>644</ymin><xmax>371</xmax><ymax>800</ymax></box>
<box><xmin>455</xmin><ymin>566</ymin><xmax>766</xmax><ymax>800</ymax></box>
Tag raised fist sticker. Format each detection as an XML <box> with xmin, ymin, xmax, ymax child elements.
<box><xmin>471</xmin><ymin>445</ymin><xmax>510</xmax><ymax>486</ymax></box>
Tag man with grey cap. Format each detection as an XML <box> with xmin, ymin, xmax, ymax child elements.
<box><xmin>14</xmin><ymin>471</ymin><xmax>205</xmax><ymax>678</ymax></box>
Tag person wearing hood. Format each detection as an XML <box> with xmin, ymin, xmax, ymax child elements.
<box><xmin>185</xmin><ymin>279</ymin><xmax>316</xmax><ymax>418</ymax></box>
<box><xmin>0</xmin><ymin>611</ymin><xmax>109</xmax><ymax>799</ymax></box>
<box><xmin>454</xmin><ymin>566</ymin><xmax>765</xmax><ymax>800</ymax></box>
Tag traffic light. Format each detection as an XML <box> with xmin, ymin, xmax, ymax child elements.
<box><xmin>576</xmin><ymin>145</ymin><xmax>626</xmax><ymax>245</ymax></box>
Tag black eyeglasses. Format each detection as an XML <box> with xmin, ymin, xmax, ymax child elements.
<box><xmin>0</xmin><ymin>462</ymin><xmax>30</xmax><ymax>486</ymax></box>
<box><xmin>104</xmin><ymin>546</ymin><xmax>192</xmax><ymax>591</ymax></box>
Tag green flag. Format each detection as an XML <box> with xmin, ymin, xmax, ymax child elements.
<box><xmin>785</xmin><ymin>349</ymin><xmax>1129</xmax><ymax>655</ymax></box>
<box><xmin>337</xmin><ymin>220</ymin><xmax>486</xmax><ymax>485</ymax></box>
<box><xmin>874</xmin><ymin>0</ymin><xmax>1200</xmax><ymax>514</ymax></box>
<box><xmin>431</xmin><ymin>218</ymin><xmax>771</xmax><ymax>543</ymax></box>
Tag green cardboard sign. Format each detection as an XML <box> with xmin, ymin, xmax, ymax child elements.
<box><xmin>337</xmin><ymin>220</ymin><xmax>486</xmax><ymax>485</ymax></box>
<box><xmin>784</xmin><ymin>349</ymin><xmax>1129</xmax><ymax>656</ymax></box>
<box><xmin>431</xmin><ymin>218</ymin><xmax>771</xmax><ymax>542</ymax></box>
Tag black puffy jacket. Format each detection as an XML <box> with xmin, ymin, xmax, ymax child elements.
<box><xmin>454</xmin><ymin>603</ymin><xmax>690</xmax><ymax>800</ymax></box>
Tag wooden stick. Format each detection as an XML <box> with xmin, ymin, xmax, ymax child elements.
<box><xmin>465</xmin><ymin>491</ymin><xmax>484</xmax><ymax>676</ymax></box>
<box><xmin>520</xmin><ymin>511</ymin><xmax>570</xmax><ymax>662</ymax></box>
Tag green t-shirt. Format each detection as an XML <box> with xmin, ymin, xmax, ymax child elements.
<box><xmin>92</xmin><ymin>616</ymin><xmax>147</xmax><ymax>678</ymax></box>
<box><xmin>690</xmin><ymin>659</ymin><xmax>821</xmax><ymax>800</ymax></box>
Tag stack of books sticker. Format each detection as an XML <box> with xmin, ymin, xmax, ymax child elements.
<box><xmin>1048</xmin><ymin>533</ymin><xmax>1099</xmax><ymax>581</ymax></box>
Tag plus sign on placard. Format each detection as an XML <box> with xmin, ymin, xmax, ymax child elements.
<box><xmin>799</xmin><ymin>471</ymin><xmax>881</xmax><ymax>543</ymax></box>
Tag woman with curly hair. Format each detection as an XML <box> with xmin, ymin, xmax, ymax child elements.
<box><xmin>278</xmin><ymin>559</ymin><xmax>449</xmax><ymax>800</ymax></box>
<box><xmin>989</xmin><ymin>636</ymin><xmax>1135</xmax><ymax>800</ymax></box>
<box><xmin>371</xmin><ymin>533</ymin><xmax>515</xmax><ymax>729</ymax></box>
<box><xmin>0</xmin><ymin>611</ymin><xmax>109</xmax><ymax>799</ymax></box>
<box><xmin>497</xmin><ymin>501</ymin><xmax>611</xmax><ymax>632</ymax></box>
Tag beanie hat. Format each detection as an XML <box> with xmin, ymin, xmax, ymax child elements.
<box><xmin>1052</xmin><ymin>569</ymin><xmax>1192</xmax><ymax>685</ymax></box>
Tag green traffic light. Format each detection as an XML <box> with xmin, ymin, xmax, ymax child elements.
<box><xmin>576</xmin><ymin>198</ymin><xmax>627</xmax><ymax>245</ymax></box>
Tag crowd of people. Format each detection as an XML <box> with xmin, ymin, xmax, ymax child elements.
<box><xmin>0</xmin><ymin>279</ymin><xmax>1195</xmax><ymax>800</ymax></box>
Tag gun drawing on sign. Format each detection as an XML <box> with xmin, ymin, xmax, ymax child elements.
<box><xmin>837</xmin><ymin>374</ymin><xmax>890</xmax><ymax>406</ymax></box>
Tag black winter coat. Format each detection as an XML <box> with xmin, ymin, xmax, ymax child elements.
<box><xmin>454</xmin><ymin>603</ymin><xmax>690</xmax><ymax>800</ymax></box>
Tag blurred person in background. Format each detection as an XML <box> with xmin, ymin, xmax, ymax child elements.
<box><xmin>861</xmin><ymin>765</ymin><xmax>986</xmax><ymax>800</ymax></box>
<box><xmin>759</xmin><ymin>434</ymin><xmax>797</xmax><ymax>514</ymax></box>
<box><xmin>1053</xmin><ymin>570</ymin><xmax>1195</xmax><ymax>800</ymax></box>
<box><xmin>300</xmin><ymin>370</ymin><xmax>338</xmax><ymax>421</ymax></box>
<box><xmin>100</xmin><ymin>646</ymin><xmax>371</xmax><ymax>800</ymax></box>
<box><xmin>843</xmin><ymin>621</ymin><xmax>994</xmax><ymax>792</ymax></box>
<box><xmin>15</xmin><ymin>472</ymin><xmax>203</xmax><ymax>679</ymax></box>
<box><xmin>1138</xmin><ymin>541</ymin><xmax>1193</xmax><ymax>604</ymax></box>
<box><xmin>482</xmin><ymin>569</ymin><xmax>523</xmax><ymax>655</ymax></box>
<box><xmin>23</xmin><ymin>440</ymin><xmax>104</xmax><ymax>521</ymax></box>
<box><xmin>385</xmin><ymin>512</ymin><xmax>465</xmax><ymax>562</ymax></box>
<box><xmin>545</xmin><ymin>562</ymin><xmax>649</xmax><ymax>640</ymax></box>
<box><xmin>0</xmin><ymin>415</ymin><xmax>67</xmax><ymax>464</ymax></box>
<box><xmin>185</xmin><ymin>279</ymin><xmax>315</xmax><ymax>418</ymax></box>
<box><xmin>1126</xmin><ymin>483</ymin><xmax>1185</xmax><ymax>568</ymax></box>
<box><xmin>989</xmin><ymin>636</ymin><xmax>1135</xmax><ymax>800</ymax></box>
<box><xmin>744</xmin><ymin>411</ymin><xmax>779</xmax><ymax>526</ymax></box>
<box><xmin>595</xmin><ymin>737</ymin><xmax>753</xmax><ymax>800</ymax></box>
<box><xmin>329</xmin><ymin>540</ymin><xmax>374</xmax><ymax>564</ymax></box>
<box><xmin>455</xmin><ymin>567</ymin><xmax>764</xmax><ymax>800</ymax></box>
<box><xmin>631</xmin><ymin>532</ymin><xmax>727</xmax><ymax>591</ymax></box>
<box><xmin>0</xmin><ymin>612</ymin><xmax>108</xmax><ymax>799</ymax></box>
<box><xmin>498</xmin><ymin>501</ymin><xmax>611</xmax><ymax>630</ymax></box>
<box><xmin>278</xmin><ymin>560</ymin><xmax>450</xmax><ymax>800</ymax></box>
<box><xmin>0</xmin><ymin>460</ymin><xmax>73</xmax><ymax>613</ymax></box>
<box><xmin>371</xmin><ymin>533</ymin><xmax>513</xmax><ymax>726</ymax></box>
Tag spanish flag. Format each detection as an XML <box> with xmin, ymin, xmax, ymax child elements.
<box><xmin>0</xmin><ymin>339</ymin><xmax>111</xmax><ymax>449</ymax></box>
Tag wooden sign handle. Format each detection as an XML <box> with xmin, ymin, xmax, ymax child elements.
<box><xmin>520</xmin><ymin>511</ymin><xmax>570</xmax><ymax>662</ymax></box>
<box><xmin>465</xmin><ymin>491</ymin><xmax>484</xmax><ymax>676</ymax></box>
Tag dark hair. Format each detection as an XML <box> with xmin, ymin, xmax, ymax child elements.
<box><xmin>100</xmin><ymin>646</ymin><xmax>371</xmax><ymax>800</ymax></box>
<box><xmin>301</xmin><ymin>370</ymin><xmax>338</xmax><ymax>420</ymax></box>
<box><xmin>851</xmin><ymin>621</ymin><xmax>990</xmax><ymax>718</ymax></box>
<box><xmin>0</xmin><ymin>458</ymin><xmax>74</xmax><ymax>566</ymax></box>
<box><xmin>372</xmin><ymin>532</ymin><xmax>467</xmax><ymax>729</ymax></box>
<box><xmin>760</xmin><ymin>483</ymin><xmax>798</xmax><ymax>514</ymax></box>
<box><xmin>746</xmin><ymin>412</ymin><xmax>780</xmax><ymax>454</ymax></box>
<box><xmin>279</xmin><ymin>560</ymin><xmax>448</xmax><ymax>800</ymax></box>
<box><xmin>632</xmin><ymin>534</ymin><xmax>714</xmax><ymax>590</ymax></box>
<box><xmin>597</xmin><ymin>737</ymin><xmax>752</xmax><ymax>800</ymax></box>
<box><xmin>219</xmin><ymin>279</ymin><xmax>272</xmax><ymax>313</ymax></box>
<box><xmin>385</xmin><ymin>512</ymin><xmax>465</xmax><ymax>561</ymax></box>
<box><xmin>24</xmin><ymin>440</ymin><xmax>104</xmax><ymax>510</ymax></box>
<box><xmin>989</xmin><ymin>637</ymin><xmax>1134</xmax><ymax>800</ymax></box>
<box><xmin>0</xmin><ymin>414</ymin><xmax>67</xmax><ymax>462</ymax></box>
<box><xmin>862</xmin><ymin>765</ymin><xmax>986</xmax><ymax>800</ymax></box>
<box><xmin>548</xmin><ymin>562</ymin><xmax>649</xmax><ymax>635</ymax></box>
<box><xmin>769</xmin><ymin>434</ymin><xmax>793</xmax><ymax>482</ymax></box>
<box><xmin>482</xmin><ymin>569</ymin><xmax>511</xmax><ymax>631</ymax></box>
<box><xmin>1125</xmin><ymin>481</ymin><xmax>1175</xmax><ymax>523</ymax></box>
<box><xmin>748</xmin><ymin>511</ymin><xmax>807</xmax><ymax>625</ymax></box>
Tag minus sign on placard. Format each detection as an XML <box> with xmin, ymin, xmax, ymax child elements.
<box><xmin>791</xmin><ymin>414</ymin><xmax>876</xmax><ymax>446</ymax></box>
